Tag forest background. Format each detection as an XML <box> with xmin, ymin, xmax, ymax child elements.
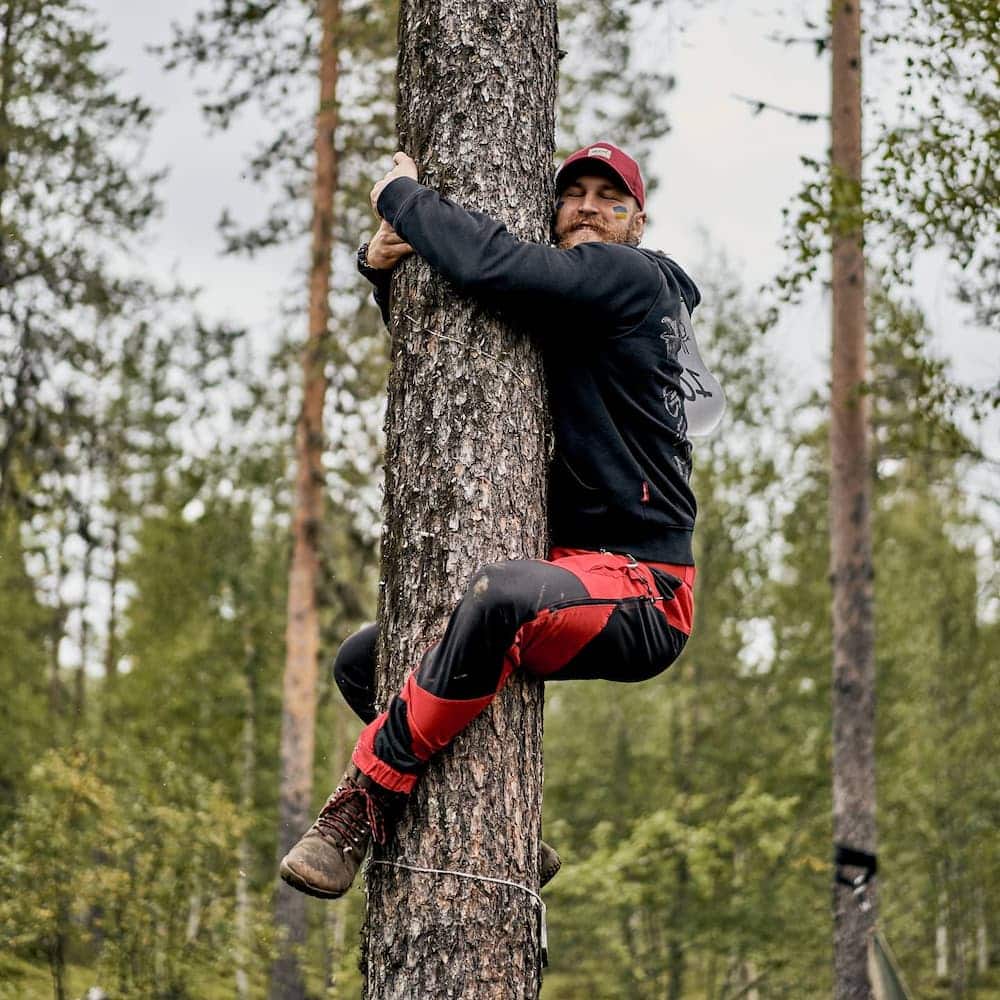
<box><xmin>0</xmin><ymin>1</ymin><xmax>997</xmax><ymax>999</ymax></box>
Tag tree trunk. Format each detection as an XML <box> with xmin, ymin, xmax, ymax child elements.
<box><xmin>47</xmin><ymin>517</ymin><xmax>70</xmax><ymax>721</ymax></box>
<box><xmin>73</xmin><ymin>524</ymin><xmax>94</xmax><ymax>728</ymax></box>
<box><xmin>975</xmin><ymin>889</ymin><xmax>988</xmax><ymax>976</ymax></box>
<box><xmin>829</xmin><ymin>2</ymin><xmax>877</xmax><ymax>998</ymax></box>
<box><xmin>104</xmin><ymin>515</ymin><xmax>121</xmax><ymax>684</ymax></box>
<box><xmin>667</xmin><ymin>855</ymin><xmax>689</xmax><ymax>1000</ymax></box>
<box><xmin>936</xmin><ymin>894</ymin><xmax>948</xmax><ymax>981</ymax></box>
<box><xmin>271</xmin><ymin>1</ymin><xmax>341</xmax><ymax>997</ymax></box>
<box><xmin>361</xmin><ymin>2</ymin><xmax>558</xmax><ymax>996</ymax></box>
<box><xmin>48</xmin><ymin>925</ymin><xmax>67</xmax><ymax>1000</ymax></box>
<box><xmin>236</xmin><ymin>640</ymin><xmax>257</xmax><ymax>1000</ymax></box>
<box><xmin>323</xmin><ymin>699</ymin><xmax>352</xmax><ymax>997</ymax></box>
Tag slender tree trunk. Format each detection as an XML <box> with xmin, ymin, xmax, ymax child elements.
<box><xmin>323</xmin><ymin>699</ymin><xmax>352</xmax><ymax>998</ymax></box>
<box><xmin>975</xmin><ymin>889</ymin><xmax>988</xmax><ymax>976</ymax></box>
<box><xmin>667</xmin><ymin>855</ymin><xmax>689</xmax><ymax>1000</ymax></box>
<box><xmin>270</xmin><ymin>1</ymin><xmax>340</xmax><ymax>996</ymax></box>
<box><xmin>362</xmin><ymin>2</ymin><xmax>557</xmax><ymax>996</ymax></box>
<box><xmin>100</xmin><ymin>511</ymin><xmax>121</xmax><ymax>736</ymax></box>
<box><xmin>936</xmin><ymin>881</ymin><xmax>949</xmax><ymax>982</ymax></box>
<box><xmin>0</xmin><ymin>0</ymin><xmax>17</xmax><ymax>257</ymax></box>
<box><xmin>47</xmin><ymin>519</ymin><xmax>70</xmax><ymax>720</ymax></box>
<box><xmin>48</xmin><ymin>926</ymin><xmax>67</xmax><ymax>1000</ymax></box>
<box><xmin>829</xmin><ymin>2</ymin><xmax>876</xmax><ymax>997</ymax></box>
<box><xmin>236</xmin><ymin>642</ymin><xmax>257</xmax><ymax>1000</ymax></box>
<box><xmin>104</xmin><ymin>515</ymin><xmax>121</xmax><ymax>684</ymax></box>
<box><xmin>73</xmin><ymin>525</ymin><xmax>94</xmax><ymax>727</ymax></box>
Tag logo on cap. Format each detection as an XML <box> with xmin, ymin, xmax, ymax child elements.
<box><xmin>587</xmin><ymin>146</ymin><xmax>613</xmax><ymax>160</ymax></box>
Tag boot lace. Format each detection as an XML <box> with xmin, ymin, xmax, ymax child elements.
<box><xmin>313</xmin><ymin>782</ymin><xmax>387</xmax><ymax>847</ymax></box>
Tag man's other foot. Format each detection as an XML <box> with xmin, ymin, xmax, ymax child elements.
<box><xmin>540</xmin><ymin>839</ymin><xmax>562</xmax><ymax>888</ymax></box>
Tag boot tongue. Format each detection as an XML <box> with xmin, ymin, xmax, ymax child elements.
<box><xmin>315</xmin><ymin>784</ymin><xmax>384</xmax><ymax>844</ymax></box>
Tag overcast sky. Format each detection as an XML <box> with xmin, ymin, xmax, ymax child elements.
<box><xmin>90</xmin><ymin>0</ymin><xmax>995</xmax><ymax>453</ymax></box>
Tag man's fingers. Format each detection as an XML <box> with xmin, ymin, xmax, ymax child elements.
<box><xmin>370</xmin><ymin>152</ymin><xmax>418</xmax><ymax>215</ymax></box>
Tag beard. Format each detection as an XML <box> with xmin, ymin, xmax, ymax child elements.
<box><xmin>556</xmin><ymin>215</ymin><xmax>639</xmax><ymax>249</ymax></box>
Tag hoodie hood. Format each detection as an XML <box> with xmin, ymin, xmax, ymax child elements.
<box><xmin>637</xmin><ymin>248</ymin><xmax>702</xmax><ymax>315</ymax></box>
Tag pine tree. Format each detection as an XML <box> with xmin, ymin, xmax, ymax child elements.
<box><xmin>0</xmin><ymin>0</ymin><xmax>160</xmax><ymax>516</ymax></box>
<box><xmin>269</xmin><ymin>2</ymin><xmax>345</xmax><ymax>994</ymax></box>
<box><xmin>829</xmin><ymin>4</ymin><xmax>877</xmax><ymax>995</ymax></box>
<box><xmin>360</xmin><ymin>2</ymin><xmax>557</xmax><ymax>995</ymax></box>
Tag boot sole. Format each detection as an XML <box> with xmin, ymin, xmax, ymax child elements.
<box><xmin>540</xmin><ymin>857</ymin><xmax>562</xmax><ymax>889</ymax></box>
<box><xmin>279</xmin><ymin>859</ymin><xmax>348</xmax><ymax>900</ymax></box>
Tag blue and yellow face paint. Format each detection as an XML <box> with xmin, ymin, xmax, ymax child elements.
<box><xmin>612</xmin><ymin>204</ymin><xmax>629</xmax><ymax>220</ymax></box>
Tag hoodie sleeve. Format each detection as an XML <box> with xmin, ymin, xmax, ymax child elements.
<box><xmin>376</xmin><ymin>177</ymin><xmax>663</xmax><ymax>334</ymax></box>
<box><xmin>360</xmin><ymin>264</ymin><xmax>392</xmax><ymax>328</ymax></box>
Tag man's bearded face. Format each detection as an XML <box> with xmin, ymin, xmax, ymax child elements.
<box><xmin>553</xmin><ymin>172</ymin><xmax>646</xmax><ymax>249</ymax></box>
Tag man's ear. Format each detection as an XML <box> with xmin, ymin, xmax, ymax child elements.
<box><xmin>631</xmin><ymin>210</ymin><xmax>647</xmax><ymax>243</ymax></box>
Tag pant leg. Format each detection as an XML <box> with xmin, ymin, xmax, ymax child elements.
<box><xmin>352</xmin><ymin>552</ymin><xmax>693</xmax><ymax>794</ymax></box>
<box><xmin>333</xmin><ymin>624</ymin><xmax>378</xmax><ymax>724</ymax></box>
<box><xmin>523</xmin><ymin>550</ymin><xmax>692</xmax><ymax>683</ymax></box>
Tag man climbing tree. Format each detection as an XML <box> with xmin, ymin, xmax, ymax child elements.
<box><xmin>280</xmin><ymin>139</ymin><xmax>722</xmax><ymax>983</ymax></box>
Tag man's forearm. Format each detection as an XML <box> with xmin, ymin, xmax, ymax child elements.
<box><xmin>374</xmin><ymin>177</ymin><xmax>659</xmax><ymax>327</ymax></box>
<box><xmin>357</xmin><ymin>243</ymin><xmax>393</xmax><ymax>328</ymax></box>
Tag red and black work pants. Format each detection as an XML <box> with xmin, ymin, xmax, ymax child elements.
<box><xmin>335</xmin><ymin>547</ymin><xmax>695</xmax><ymax>795</ymax></box>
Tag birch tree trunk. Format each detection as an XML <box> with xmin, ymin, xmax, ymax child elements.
<box><xmin>271</xmin><ymin>1</ymin><xmax>341</xmax><ymax>996</ymax></box>
<box><xmin>829</xmin><ymin>2</ymin><xmax>877</xmax><ymax>997</ymax></box>
<box><xmin>362</xmin><ymin>2</ymin><xmax>558</xmax><ymax>996</ymax></box>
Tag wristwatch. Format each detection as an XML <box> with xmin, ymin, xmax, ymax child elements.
<box><xmin>357</xmin><ymin>242</ymin><xmax>384</xmax><ymax>281</ymax></box>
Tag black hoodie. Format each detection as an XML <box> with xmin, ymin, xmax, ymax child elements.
<box><xmin>368</xmin><ymin>176</ymin><xmax>700</xmax><ymax>566</ymax></box>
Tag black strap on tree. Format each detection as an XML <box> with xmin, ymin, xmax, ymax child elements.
<box><xmin>834</xmin><ymin>843</ymin><xmax>877</xmax><ymax>913</ymax></box>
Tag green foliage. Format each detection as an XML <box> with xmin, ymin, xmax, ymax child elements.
<box><xmin>778</xmin><ymin>2</ymin><xmax>999</xmax><ymax>329</ymax></box>
<box><xmin>865</xmin><ymin>285</ymin><xmax>999</xmax><ymax>995</ymax></box>
<box><xmin>0</xmin><ymin>510</ymin><xmax>52</xmax><ymax>827</ymax></box>
<box><xmin>544</xmin><ymin>260</ymin><xmax>833</xmax><ymax>997</ymax></box>
<box><xmin>869</xmin><ymin>283</ymin><xmax>982</xmax><ymax>480</ymax></box>
<box><xmin>544</xmin><ymin>263</ymin><xmax>997</xmax><ymax>997</ymax></box>
<box><xmin>96</xmin><ymin>759</ymin><xmax>244</xmax><ymax>998</ymax></box>
<box><xmin>870</xmin><ymin>0</ymin><xmax>999</xmax><ymax>326</ymax></box>
<box><xmin>0</xmin><ymin>0</ymin><xmax>161</xmax><ymax>515</ymax></box>
<box><xmin>0</xmin><ymin>749</ymin><xmax>244</xmax><ymax>999</ymax></box>
<box><xmin>113</xmin><ymin>486</ymin><xmax>288</xmax><ymax>862</ymax></box>
<box><xmin>157</xmin><ymin>0</ymin><xmax>398</xmax><ymax>259</ymax></box>
<box><xmin>0</xmin><ymin>751</ymin><xmax>118</xmax><ymax>983</ymax></box>
<box><xmin>556</xmin><ymin>0</ymin><xmax>676</xmax><ymax>166</ymax></box>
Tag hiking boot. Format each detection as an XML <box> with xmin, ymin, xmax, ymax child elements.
<box><xmin>540</xmin><ymin>839</ymin><xmax>562</xmax><ymax>888</ymax></box>
<box><xmin>279</xmin><ymin>765</ymin><xmax>405</xmax><ymax>900</ymax></box>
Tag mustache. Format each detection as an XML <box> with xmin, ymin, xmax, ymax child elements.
<box><xmin>568</xmin><ymin>217</ymin><xmax>610</xmax><ymax>234</ymax></box>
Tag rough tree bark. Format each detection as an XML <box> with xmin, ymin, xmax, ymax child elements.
<box><xmin>271</xmin><ymin>1</ymin><xmax>341</xmax><ymax>996</ymax></box>
<box><xmin>829</xmin><ymin>2</ymin><xmax>877</xmax><ymax>997</ymax></box>
<box><xmin>361</xmin><ymin>2</ymin><xmax>558</xmax><ymax>997</ymax></box>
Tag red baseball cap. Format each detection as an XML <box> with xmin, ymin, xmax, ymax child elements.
<box><xmin>555</xmin><ymin>142</ymin><xmax>645</xmax><ymax>210</ymax></box>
